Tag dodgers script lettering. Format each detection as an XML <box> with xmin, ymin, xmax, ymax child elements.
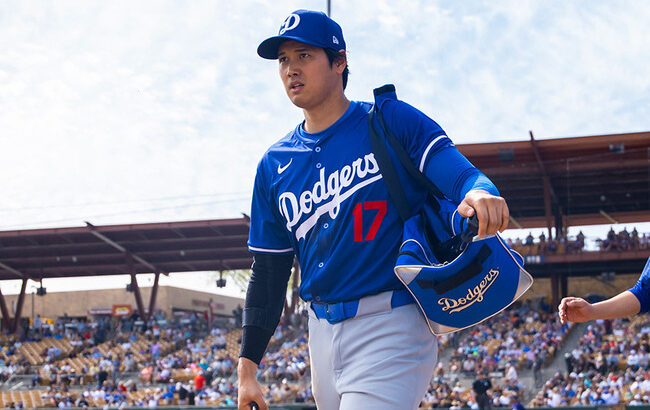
<box><xmin>438</xmin><ymin>269</ymin><xmax>500</xmax><ymax>314</ymax></box>
<box><xmin>278</xmin><ymin>153</ymin><xmax>381</xmax><ymax>240</ymax></box>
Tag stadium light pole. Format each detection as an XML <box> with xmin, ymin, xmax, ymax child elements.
<box><xmin>327</xmin><ymin>0</ymin><xmax>331</xmax><ymax>17</ymax></box>
<box><xmin>31</xmin><ymin>286</ymin><xmax>34</xmax><ymax>324</ymax></box>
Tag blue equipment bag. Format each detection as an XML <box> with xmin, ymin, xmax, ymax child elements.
<box><xmin>369</xmin><ymin>84</ymin><xmax>533</xmax><ymax>335</ymax></box>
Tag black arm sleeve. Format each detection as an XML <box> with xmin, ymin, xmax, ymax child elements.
<box><xmin>239</xmin><ymin>252</ymin><xmax>294</xmax><ymax>365</ymax></box>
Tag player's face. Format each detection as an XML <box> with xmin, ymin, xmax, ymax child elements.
<box><xmin>277</xmin><ymin>40</ymin><xmax>344</xmax><ymax>110</ymax></box>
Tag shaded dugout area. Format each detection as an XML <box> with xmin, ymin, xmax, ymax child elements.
<box><xmin>0</xmin><ymin>130</ymin><xmax>648</xmax><ymax>332</ymax></box>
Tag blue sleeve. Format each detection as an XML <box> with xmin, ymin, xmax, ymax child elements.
<box><xmin>629</xmin><ymin>257</ymin><xmax>650</xmax><ymax>313</ymax></box>
<box><xmin>424</xmin><ymin>146</ymin><xmax>499</xmax><ymax>203</ymax></box>
<box><xmin>247</xmin><ymin>160</ymin><xmax>294</xmax><ymax>254</ymax></box>
<box><xmin>380</xmin><ymin>100</ymin><xmax>449</xmax><ymax>172</ymax></box>
<box><xmin>380</xmin><ymin>99</ymin><xmax>499</xmax><ymax>202</ymax></box>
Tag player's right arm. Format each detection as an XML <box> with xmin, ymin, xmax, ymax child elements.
<box><xmin>239</xmin><ymin>158</ymin><xmax>295</xmax><ymax>410</ymax></box>
<box><xmin>237</xmin><ymin>253</ymin><xmax>293</xmax><ymax>410</ymax></box>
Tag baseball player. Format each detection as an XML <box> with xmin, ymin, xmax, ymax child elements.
<box><xmin>238</xmin><ymin>9</ymin><xmax>509</xmax><ymax>410</ymax></box>
<box><xmin>559</xmin><ymin>256</ymin><xmax>650</xmax><ymax>324</ymax></box>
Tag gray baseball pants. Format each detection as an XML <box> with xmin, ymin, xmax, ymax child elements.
<box><xmin>308</xmin><ymin>291</ymin><xmax>438</xmax><ymax>410</ymax></box>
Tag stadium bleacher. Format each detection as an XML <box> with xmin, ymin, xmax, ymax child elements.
<box><xmin>3</xmin><ymin>295</ymin><xmax>650</xmax><ymax>409</ymax></box>
<box><xmin>530</xmin><ymin>314</ymin><xmax>650</xmax><ymax>407</ymax></box>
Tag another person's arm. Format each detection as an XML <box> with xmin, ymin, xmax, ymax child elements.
<box><xmin>558</xmin><ymin>257</ymin><xmax>650</xmax><ymax>324</ymax></box>
<box><xmin>558</xmin><ymin>292</ymin><xmax>640</xmax><ymax>324</ymax></box>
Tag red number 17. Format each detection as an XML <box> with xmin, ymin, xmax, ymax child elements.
<box><xmin>353</xmin><ymin>200</ymin><xmax>387</xmax><ymax>242</ymax></box>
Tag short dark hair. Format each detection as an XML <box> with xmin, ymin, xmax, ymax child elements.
<box><xmin>324</xmin><ymin>48</ymin><xmax>349</xmax><ymax>90</ymax></box>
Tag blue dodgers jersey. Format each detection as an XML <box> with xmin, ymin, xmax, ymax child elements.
<box><xmin>248</xmin><ymin>100</ymin><xmax>452</xmax><ymax>303</ymax></box>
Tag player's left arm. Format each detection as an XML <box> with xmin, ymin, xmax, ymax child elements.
<box><xmin>424</xmin><ymin>148</ymin><xmax>507</xmax><ymax>238</ymax></box>
<box><xmin>382</xmin><ymin>100</ymin><xmax>507</xmax><ymax>237</ymax></box>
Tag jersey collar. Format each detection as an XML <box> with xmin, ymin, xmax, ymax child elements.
<box><xmin>296</xmin><ymin>101</ymin><xmax>360</xmax><ymax>146</ymax></box>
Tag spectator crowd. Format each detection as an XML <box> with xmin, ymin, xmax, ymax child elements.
<box><xmin>3</xmin><ymin>293</ymin><xmax>650</xmax><ymax>408</ymax></box>
<box><xmin>532</xmin><ymin>314</ymin><xmax>650</xmax><ymax>407</ymax></box>
<box><xmin>509</xmin><ymin>227</ymin><xmax>648</xmax><ymax>256</ymax></box>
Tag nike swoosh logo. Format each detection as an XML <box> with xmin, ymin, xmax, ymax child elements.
<box><xmin>278</xmin><ymin>158</ymin><xmax>293</xmax><ymax>174</ymax></box>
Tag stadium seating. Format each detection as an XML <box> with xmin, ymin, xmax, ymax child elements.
<box><xmin>530</xmin><ymin>314</ymin><xmax>650</xmax><ymax>407</ymax></box>
<box><xmin>7</xmin><ymin>296</ymin><xmax>650</xmax><ymax>408</ymax></box>
<box><xmin>0</xmin><ymin>390</ymin><xmax>45</xmax><ymax>409</ymax></box>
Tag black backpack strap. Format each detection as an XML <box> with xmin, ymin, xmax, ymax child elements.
<box><xmin>368</xmin><ymin>107</ymin><xmax>412</xmax><ymax>222</ymax></box>
<box><xmin>374</xmin><ymin>108</ymin><xmax>445</xmax><ymax>200</ymax></box>
<box><xmin>371</xmin><ymin>84</ymin><xmax>444</xmax><ymax>216</ymax></box>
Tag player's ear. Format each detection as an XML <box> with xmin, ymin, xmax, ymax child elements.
<box><xmin>335</xmin><ymin>50</ymin><xmax>347</xmax><ymax>74</ymax></box>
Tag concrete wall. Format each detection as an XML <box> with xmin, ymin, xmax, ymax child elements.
<box><xmin>1</xmin><ymin>286</ymin><xmax>243</xmax><ymax>320</ymax></box>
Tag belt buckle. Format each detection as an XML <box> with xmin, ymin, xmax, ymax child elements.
<box><xmin>325</xmin><ymin>302</ymin><xmax>344</xmax><ymax>324</ymax></box>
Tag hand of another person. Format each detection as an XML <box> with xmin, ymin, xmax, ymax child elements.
<box><xmin>558</xmin><ymin>297</ymin><xmax>594</xmax><ymax>324</ymax></box>
<box><xmin>457</xmin><ymin>190</ymin><xmax>509</xmax><ymax>238</ymax></box>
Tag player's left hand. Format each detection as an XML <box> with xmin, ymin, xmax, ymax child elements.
<box><xmin>457</xmin><ymin>190</ymin><xmax>509</xmax><ymax>238</ymax></box>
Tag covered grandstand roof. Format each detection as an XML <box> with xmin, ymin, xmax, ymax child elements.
<box><xmin>0</xmin><ymin>218</ymin><xmax>251</xmax><ymax>281</ymax></box>
<box><xmin>458</xmin><ymin>130</ymin><xmax>650</xmax><ymax>228</ymax></box>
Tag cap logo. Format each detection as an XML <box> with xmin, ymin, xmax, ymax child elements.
<box><xmin>332</xmin><ymin>36</ymin><xmax>339</xmax><ymax>45</ymax></box>
<box><xmin>279</xmin><ymin>14</ymin><xmax>300</xmax><ymax>35</ymax></box>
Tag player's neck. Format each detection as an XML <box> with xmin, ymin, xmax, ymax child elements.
<box><xmin>302</xmin><ymin>93</ymin><xmax>350</xmax><ymax>134</ymax></box>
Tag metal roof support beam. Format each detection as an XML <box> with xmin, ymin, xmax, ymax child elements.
<box><xmin>542</xmin><ymin>181</ymin><xmax>553</xmax><ymax>239</ymax></box>
<box><xmin>599</xmin><ymin>210</ymin><xmax>619</xmax><ymax>224</ymax></box>
<box><xmin>126</xmin><ymin>255</ymin><xmax>146</xmax><ymax>322</ymax></box>
<box><xmin>555</xmin><ymin>211</ymin><xmax>565</xmax><ymax>240</ymax></box>
<box><xmin>11</xmin><ymin>279</ymin><xmax>27</xmax><ymax>333</ymax></box>
<box><xmin>0</xmin><ymin>262</ymin><xmax>26</xmax><ymax>279</ymax></box>
<box><xmin>86</xmin><ymin>222</ymin><xmax>168</xmax><ymax>276</ymax></box>
<box><xmin>0</xmin><ymin>287</ymin><xmax>12</xmax><ymax>330</ymax></box>
<box><xmin>509</xmin><ymin>216</ymin><xmax>523</xmax><ymax>230</ymax></box>
<box><xmin>530</xmin><ymin>131</ymin><xmax>562</xmax><ymax>239</ymax></box>
<box><xmin>147</xmin><ymin>272</ymin><xmax>160</xmax><ymax>321</ymax></box>
<box><xmin>550</xmin><ymin>272</ymin><xmax>560</xmax><ymax>313</ymax></box>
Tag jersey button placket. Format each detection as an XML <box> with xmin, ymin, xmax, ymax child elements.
<box><xmin>314</xmin><ymin>144</ymin><xmax>326</xmax><ymax>271</ymax></box>
<box><xmin>314</xmin><ymin>145</ymin><xmax>322</xmax><ymax>169</ymax></box>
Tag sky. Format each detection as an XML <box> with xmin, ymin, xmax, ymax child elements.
<box><xmin>0</xmin><ymin>1</ymin><xmax>648</xmax><ymax>296</ymax></box>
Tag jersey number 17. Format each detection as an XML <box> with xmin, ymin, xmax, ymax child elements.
<box><xmin>353</xmin><ymin>200</ymin><xmax>387</xmax><ymax>242</ymax></box>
